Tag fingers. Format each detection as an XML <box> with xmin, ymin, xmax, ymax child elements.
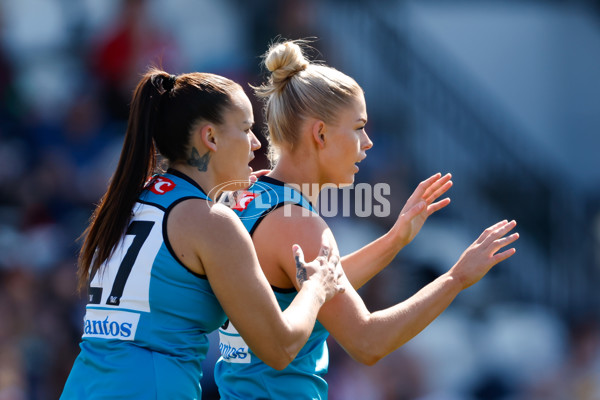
<box><xmin>251</xmin><ymin>169</ymin><xmax>271</xmax><ymax>178</ymax></box>
<box><xmin>494</xmin><ymin>232</ymin><xmax>520</xmax><ymax>250</ymax></box>
<box><xmin>407</xmin><ymin>173</ymin><xmax>452</xmax><ymax>216</ymax></box>
<box><xmin>292</xmin><ymin>244</ymin><xmax>305</xmax><ymax>266</ymax></box>
<box><xmin>419</xmin><ymin>172</ymin><xmax>443</xmax><ymax>190</ymax></box>
<box><xmin>427</xmin><ymin>197</ymin><xmax>451</xmax><ymax>215</ymax></box>
<box><xmin>404</xmin><ymin>200</ymin><xmax>427</xmax><ymax>220</ymax></box>
<box><xmin>489</xmin><ymin>220</ymin><xmax>517</xmax><ymax>242</ymax></box>
<box><xmin>492</xmin><ymin>247</ymin><xmax>517</xmax><ymax>264</ymax></box>
<box><xmin>476</xmin><ymin>219</ymin><xmax>509</xmax><ymax>243</ymax></box>
<box><xmin>480</xmin><ymin>220</ymin><xmax>519</xmax><ymax>254</ymax></box>
<box><xmin>423</xmin><ymin>174</ymin><xmax>452</xmax><ymax>203</ymax></box>
<box><xmin>334</xmin><ymin>259</ymin><xmax>345</xmax><ymax>294</ymax></box>
<box><xmin>317</xmin><ymin>243</ymin><xmax>331</xmax><ymax>259</ymax></box>
<box><xmin>330</xmin><ymin>253</ymin><xmax>340</xmax><ymax>266</ymax></box>
<box><xmin>399</xmin><ymin>173</ymin><xmax>453</xmax><ymax>224</ymax></box>
<box><xmin>249</xmin><ymin>169</ymin><xmax>271</xmax><ymax>184</ymax></box>
<box><xmin>409</xmin><ymin>173</ymin><xmax>441</xmax><ymax>201</ymax></box>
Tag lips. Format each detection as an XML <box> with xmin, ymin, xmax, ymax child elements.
<box><xmin>354</xmin><ymin>154</ymin><xmax>366</xmax><ymax>173</ymax></box>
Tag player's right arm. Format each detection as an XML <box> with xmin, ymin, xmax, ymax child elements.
<box><xmin>253</xmin><ymin>205</ymin><xmax>519</xmax><ymax>365</ymax></box>
<box><xmin>167</xmin><ymin>199</ymin><xmax>343</xmax><ymax>370</ymax></box>
<box><xmin>340</xmin><ymin>173</ymin><xmax>452</xmax><ymax>289</ymax></box>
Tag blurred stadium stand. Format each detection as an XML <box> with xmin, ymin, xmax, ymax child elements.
<box><xmin>0</xmin><ymin>0</ymin><xmax>598</xmax><ymax>399</ymax></box>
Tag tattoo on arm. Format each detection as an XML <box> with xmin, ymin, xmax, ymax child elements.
<box><xmin>295</xmin><ymin>255</ymin><xmax>308</xmax><ymax>284</ymax></box>
<box><xmin>187</xmin><ymin>147</ymin><xmax>211</xmax><ymax>172</ymax></box>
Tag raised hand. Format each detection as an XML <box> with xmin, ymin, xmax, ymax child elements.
<box><xmin>390</xmin><ymin>173</ymin><xmax>453</xmax><ymax>247</ymax></box>
<box><xmin>293</xmin><ymin>244</ymin><xmax>345</xmax><ymax>302</ymax></box>
<box><xmin>449</xmin><ymin>220</ymin><xmax>519</xmax><ymax>290</ymax></box>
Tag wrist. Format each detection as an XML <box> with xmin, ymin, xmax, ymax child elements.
<box><xmin>299</xmin><ymin>279</ymin><xmax>327</xmax><ymax>305</ymax></box>
<box><xmin>385</xmin><ymin>225</ymin><xmax>408</xmax><ymax>253</ymax></box>
<box><xmin>444</xmin><ymin>269</ymin><xmax>467</xmax><ymax>292</ymax></box>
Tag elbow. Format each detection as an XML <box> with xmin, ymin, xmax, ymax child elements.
<box><xmin>266</xmin><ymin>358</ymin><xmax>292</xmax><ymax>371</ymax></box>
<box><xmin>352</xmin><ymin>350</ymin><xmax>383</xmax><ymax>366</ymax></box>
<box><xmin>254</xmin><ymin>342</ymin><xmax>297</xmax><ymax>371</ymax></box>
<box><xmin>260</xmin><ymin>349</ymin><xmax>295</xmax><ymax>371</ymax></box>
<box><xmin>345</xmin><ymin>340</ymin><xmax>387</xmax><ymax>366</ymax></box>
<box><xmin>247</xmin><ymin>328</ymin><xmax>304</xmax><ymax>370</ymax></box>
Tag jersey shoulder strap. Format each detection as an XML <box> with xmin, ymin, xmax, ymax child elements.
<box><xmin>139</xmin><ymin>168</ymin><xmax>210</xmax><ymax>210</ymax></box>
<box><xmin>231</xmin><ymin>176</ymin><xmax>315</xmax><ymax>236</ymax></box>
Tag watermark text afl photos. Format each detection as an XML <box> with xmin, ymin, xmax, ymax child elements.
<box><xmin>211</xmin><ymin>181</ymin><xmax>391</xmax><ymax>219</ymax></box>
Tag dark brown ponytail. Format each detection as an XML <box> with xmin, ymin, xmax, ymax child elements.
<box><xmin>77</xmin><ymin>67</ymin><xmax>242</xmax><ymax>291</ymax></box>
<box><xmin>77</xmin><ymin>69</ymin><xmax>172</xmax><ymax>290</ymax></box>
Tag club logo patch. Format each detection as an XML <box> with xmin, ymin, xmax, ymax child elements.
<box><xmin>149</xmin><ymin>177</ymin><xmax>176</xmax><ymax>195</ymax></box>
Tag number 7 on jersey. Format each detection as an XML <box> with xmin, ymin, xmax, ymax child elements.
<box><xmin>88</xmin><ymin>220</ymin><xmax>155</xmax><ymax>306</ymax></box>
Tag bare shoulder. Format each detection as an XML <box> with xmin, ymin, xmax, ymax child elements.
<box><xmin>170</xmin><ymin>199</ymin><xmax>241</xmax><ymax>235</ymax></box>
<box><xmin>261</xmin><ymin>204</ymin><xmax>328</xmax><ymax>236</ymax></box>
<box><xmin>167</xmin><ymin>198</ymin><xmax>251</xmax><ymax>274</ymax></box>
<box><xmin>253</xmin><ymin>204</ymin><xmax>337</xmax><ymax>285</ymax></box>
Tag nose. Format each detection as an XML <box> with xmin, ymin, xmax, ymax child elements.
<box><xmin>250</xmin><ymin>131</ymin><xmax>262</xmax><ymax>151</ymax></box>
<box><xmin>361</xmin><ymin>130</ymin><xmax>373</xmax><ymax>151</ymax></box>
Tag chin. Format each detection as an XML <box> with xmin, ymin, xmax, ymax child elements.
<box><xmin>337</xmin><ymin>175</ymin><xmax>356</xmax><ymax>188</ymax></box>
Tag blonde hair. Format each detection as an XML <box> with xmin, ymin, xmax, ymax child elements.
<box><xmin>254</xmin><ymin>40</ymin><xmax>363</xmax><ymax>163</ymax></box>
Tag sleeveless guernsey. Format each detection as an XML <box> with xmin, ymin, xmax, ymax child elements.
<box><xmin>214</xmin><ymin>176</ymin><xmax>330</xmax><ymax>400</ymax></box>
<box><xmin>61</xmin><ymin>169</ymin><xmax>226</xmax><ymax>400</ymax></box>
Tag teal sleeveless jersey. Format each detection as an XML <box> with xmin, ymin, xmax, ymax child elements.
<box><xmin>214</xmin><ymin>176</ymin><xmax>330</xmax><ymax>400</ymax></box>
<box><xmin>61</xmin><ymin>169</ymin><xmax>227</xmax><ymax>400</ymax></box>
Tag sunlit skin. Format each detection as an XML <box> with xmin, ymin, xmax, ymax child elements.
<box><xmin>163</xmin><ymin>85</ymin><xmax>345</xmax><ymax>371</ymax></box>
<box><xmin>261</xmin><ymin>93</ymin><xmax>456</xmax><ymax>288</ymax></box>
<box><xmin>268</xmin><ymin>93</ymin><xmax>373</xmax><ymax>204</ymax></box>
<box><xmin>267</xmin><ymin>93</ymin><xmax>454</xmax><ymax>261</ymax></box>
<box><xmin>170</xmin><ymin>88</ymin><xmax>261</xmax><ymax>199</ymax></box>
<box><xmin>247</xmin><ymin>84</ymin><xmax>518</xmax><ymax>368</ymax></box>
<box><xmin>313</xmin><ymin>93</ymin><xmax>373</xmax><ymax>187</ymax></box>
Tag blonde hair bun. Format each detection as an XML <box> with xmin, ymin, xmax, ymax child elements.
<box><xmin>264</xmin><ymin>41</ymin><xmax>309</xmax><ymax>85</ymax></box>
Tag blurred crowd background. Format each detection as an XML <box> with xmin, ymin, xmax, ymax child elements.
<box><xmin>1</xmin><ymin>0</ymin><xmax>599</xmax><ymax>399</ymax></box>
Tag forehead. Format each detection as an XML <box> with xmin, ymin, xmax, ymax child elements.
<box><xmin>227</xmin><ymin>88</ymin><xmax>253</xmax><ymax>121</ymax></box>
<box><xmin>338</xmin><ymin>93</ymin><xmax>367</xmax><ymax>120</ymax></box>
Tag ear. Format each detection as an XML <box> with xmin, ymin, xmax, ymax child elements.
<box><xmin>198</xmin><ymin>124</ymin><xmax>218</xmax><ymax>152</ymax></box>
<box><xmin>311</xmin><ymin>120</ymin><xmax>327</xmax><ymax>149</ymax></box>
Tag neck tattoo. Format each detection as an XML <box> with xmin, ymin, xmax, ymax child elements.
<box><xmin>187</xmin><ymin>147</ymin><xmax>211</xmax><ymax>172</ymax></box>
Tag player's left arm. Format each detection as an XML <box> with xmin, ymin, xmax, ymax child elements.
<box><xmin>342</xmin><ymin>173</ymin><xmax>452</xmax><ymax>289</ymax></box>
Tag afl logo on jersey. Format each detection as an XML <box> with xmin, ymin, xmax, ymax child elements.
<box><xmin>231</xmin><ymin>191</ymin><xmax>259</xmax><ymax>211</ymax></box>
<box><xmin>149</xmin><ymin>177</ymin><xmax>176</xmax><ymax>195</ymax></box>
<box><xmin>211</xmin><ymin>180</ymin><xmax>280</xmax><ymax>221</ymax></box>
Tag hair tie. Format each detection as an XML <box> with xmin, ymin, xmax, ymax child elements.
<box><xmin>151</xmin><ymin>73</ymin><xmax>177</xmax><ymax>95</ymax></box>
<box><xmin>163</xmin><ymin>74</ymin><xmax>177</xmax><ymax>93</ymax></box>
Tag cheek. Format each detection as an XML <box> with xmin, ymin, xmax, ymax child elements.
<box><xmin>343</xmin><ymin>135</ymin><xmax>360</xmax><ymax>156</ymax></box>
<box><xmin>233</xmin><ymin>134</ymin><xmax>249</xmax><ymax>154</ymax></box>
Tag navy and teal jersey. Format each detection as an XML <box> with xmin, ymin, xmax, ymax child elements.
<box><xmin>61</xmin><ymin>169</ymin><xmax>227</xmax><ymax>400</ymax></box>
<box><xmin>214</xmin><ymin>176</ymin><xmax>331</xmax><ymax>399</ymax></box>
